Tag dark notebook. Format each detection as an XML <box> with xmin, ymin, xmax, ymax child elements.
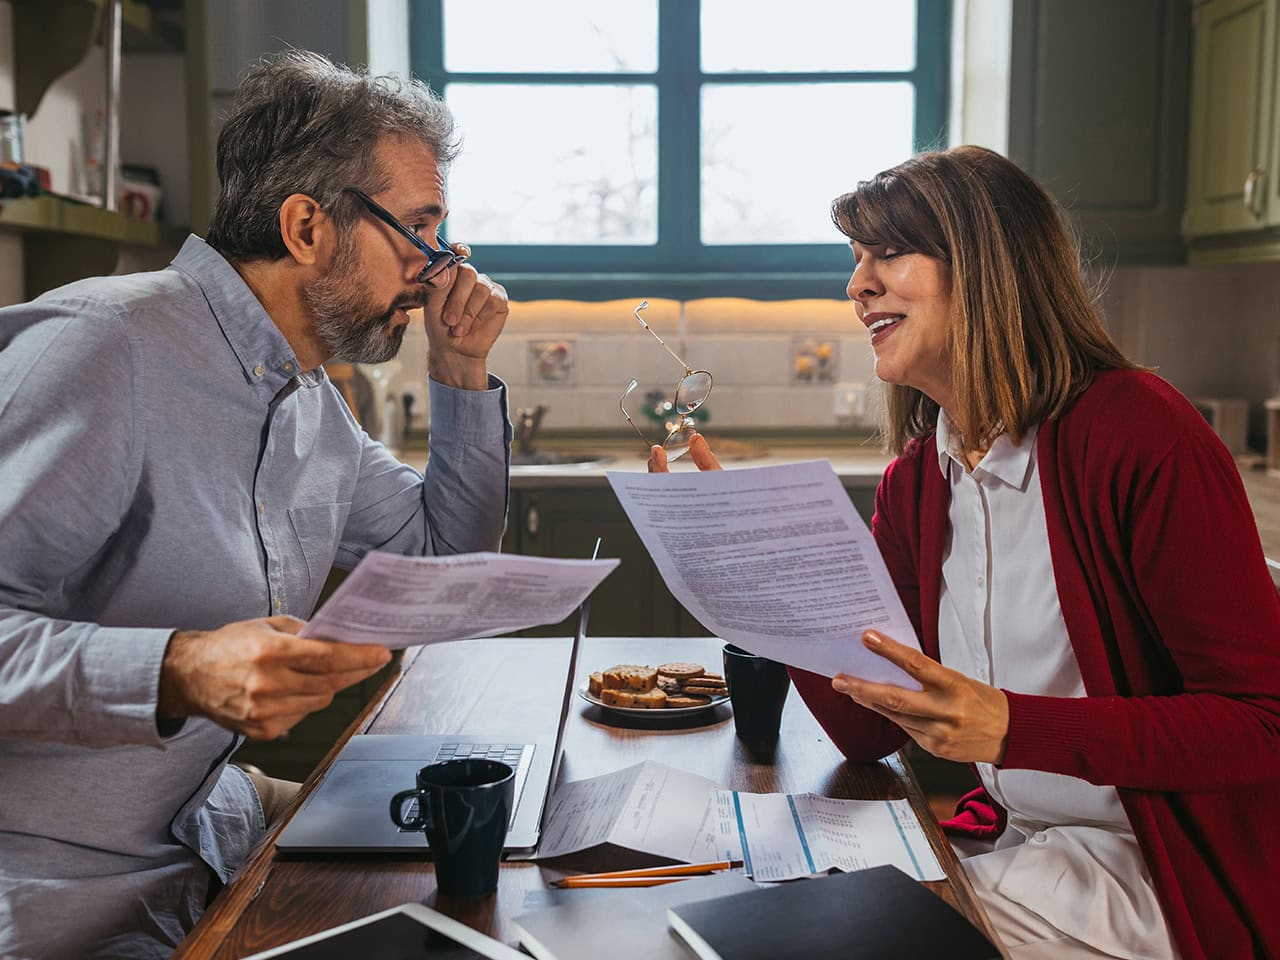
<box><xmin>667</xmin><ymin>865</ymin><xmax>1001</xmax><ymax>960</ymax></box>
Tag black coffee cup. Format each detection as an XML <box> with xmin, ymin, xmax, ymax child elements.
<box><xmin>723</xmin><ymin>643</ymin><xmax>791</xmax><ymax>739</ymax></box>
<box><xmin>389</xmin><ymin>758</ymin><xmax>515</xmax><ymax>897</ymax></box>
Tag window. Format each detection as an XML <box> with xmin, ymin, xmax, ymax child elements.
<box><xmin>410</xmin><ymin>0</ymin><xmax>950</xmax><ymax>299</ymax></box>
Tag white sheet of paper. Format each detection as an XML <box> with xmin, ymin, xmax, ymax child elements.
<box><xmin>607</xmin><ymin>460</ymin><xmax>921</xmax><ymax>685</ymax></box>
<box><xmin>300</xmin><ymin>551</ymin><xmax>618</xmax><ymax>649</ymax></box>
<box><xmin>715</xmin><ymin>790</ymin><xmax>944</xmax><ymax>882</ymax></box>
<box><xmin>534</xmin><ymin>761</ymin><xmax>731</xmax><ymax>863</ymax></box>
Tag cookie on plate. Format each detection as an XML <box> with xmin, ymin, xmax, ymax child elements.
<box><xmin>656</xmin><ymin>661</ymin><xmax>705</xmax><ymax>681</ymax></box>
<box><xmin>667</xmin><ymin>694</ymin><xmax>712</xmax><ymax>708</ymax></box>
<box><xmin>681</xmin><ymin>684</ymin><xmax>727</xmax><ymax>698</ymax></box>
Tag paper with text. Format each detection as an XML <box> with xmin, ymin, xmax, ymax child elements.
<box><xmin>300</xmin><ymin>550</ymin><xmax>618</xmax><ymax>649</ymax></box>
<box><xmin>534</xmin><ymin>760</ymin><xmax>727</xmax><ymax>862</ymax></box>
<box><xmin>607</xmin><ymin>460</ymin><xmax>920</xmax><ymax>685</ymax></box>
<box><xmin>715</xmin><ymin>791</ymin><xmax>944</xmax><ymax>883</ymax></box>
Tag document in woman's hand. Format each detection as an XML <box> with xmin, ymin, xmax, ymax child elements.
<box><xmin>608</xmin><ymin>461</ymin><xmax>921</xmax><ymax>687</ymax></box>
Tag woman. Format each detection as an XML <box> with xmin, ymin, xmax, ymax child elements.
<box><xmin>652</xmin><ymin>146</ymin><xmax>1280</xmax><ymax>959</ymax></box>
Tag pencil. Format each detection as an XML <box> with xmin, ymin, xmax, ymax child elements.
<box><xmin>552</xmin><ymin>875</ymin><xmax>692</xmax><ymax>889</ymax></box>
<box><xmin>550</xmin><ymin>859</ymin><xmax>743</xmax><ymax>888</ymax></box>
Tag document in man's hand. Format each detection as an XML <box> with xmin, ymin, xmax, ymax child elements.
<box><xmin>607</xmin><ymin>460</ymin><xmax>921</xmax><ymax>685</ymax></box>
<box><xmin>300</xmin><ymin>550</ymin><xmax>618</xmax><ymax>649</ymax></box>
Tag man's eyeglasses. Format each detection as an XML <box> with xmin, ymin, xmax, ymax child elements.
<box><xmin>343</xmin><ymin>187</ymin><xmax>468</xmax><ymax>286</ymax></box>
<box><xmin>619</xmin><ymin>300</ymin><xmax>713</xmax><ymax>462</ymax></box>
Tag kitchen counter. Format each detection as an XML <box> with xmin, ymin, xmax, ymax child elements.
<box><xmin>404</xmin><ymin>439</ymin><xmax>1280</xmax><ymax>586</ymax></box>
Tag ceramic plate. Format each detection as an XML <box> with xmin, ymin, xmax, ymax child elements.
<box><xmin>578</xmin><ymin>684</ymin><xmax>730</xmax><ymax>717</ymax></box>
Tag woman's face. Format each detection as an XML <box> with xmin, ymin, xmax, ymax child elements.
<box><xmin>847</xmin><ymin>241</ymin><xmax>954</xmax><ymax>408</ymax></box>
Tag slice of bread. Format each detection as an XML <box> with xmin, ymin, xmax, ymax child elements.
<box><xmin>588</xmin><ymin>672</ymin><xmax>604</xmax><ymax>697</ymax></box>
<box><xmin>602</xmin><ymin>664</ymin><xmax>657</xmax><ymax>692</ymax></box>
<box><xmin>600</xmin><ymin>687</ymin><xmax>668</xmax><ymax>709</ymax></box>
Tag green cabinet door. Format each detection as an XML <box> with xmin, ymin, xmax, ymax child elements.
<box><xmin>1008</xmin><ymin>0</ymin><xmax>1191</xmax><ymax>264</ymax></box>
<box><xmin>507</xmin><ymin>488</ymin><xmax>682</xmax><ymax>637</ymax></box>
<box><xmin>1185</xmin><ymin>0</ymin><xmax>1276</xmax><ymax>235</ymax></box>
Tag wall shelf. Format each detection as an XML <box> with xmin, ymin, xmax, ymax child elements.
<box><xmin>0</xmin><ymin>194</ymin><xmax>185</xmax><ymax>247</ymax></box>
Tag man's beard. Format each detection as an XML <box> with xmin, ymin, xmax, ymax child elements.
<box><xmin>305</xmin><ymin>253</ymin><xmax>425</xmax><ymax>365</ymax></box>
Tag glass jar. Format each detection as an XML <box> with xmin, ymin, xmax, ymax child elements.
<box><xmin>0</xmin><ymin>110</ymin><xmax>25</xmax><ymax>165</ymax></box>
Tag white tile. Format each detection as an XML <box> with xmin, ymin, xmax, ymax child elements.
<box><xmin>574</xmin><ymin>334</ymin><xmax>679</xmax><ymax>388</ymax></box>
<box><xmin>486</xmin><ymin>335</ymin><xmax>529</xmax><ymax>387</ymax></box>
<box><xmin>684</xmin><ymin>336</ymin><xmax>791</xmax><ymax>387</ymax></box>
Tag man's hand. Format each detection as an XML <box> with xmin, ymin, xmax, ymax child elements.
<box><xmin>158</xmin><ymin>616</ymin><xmax>392</xmax><ymax>740</ymax></box>
<box><xmin>423</xmin><ymin>245</ymin><xmax>508</xmax><ymax>390</ymax></box>
<box><xmin>831</xmin><ymin>630</ymin><xmax>1010</xmax><ymax>764</ymax></box>
<box><xmin>646</xmin><ymin>433</ymin><xmax>723</xmax><ymax>473</ymax></box>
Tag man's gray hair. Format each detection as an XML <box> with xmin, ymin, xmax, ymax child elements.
<box><xmin>206</xmin><ymin>50</ymin><xmax>459</xmax><ymax>260</ymax></box>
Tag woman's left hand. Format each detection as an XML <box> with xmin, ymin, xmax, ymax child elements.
<box><xmin>832</xmin><ymin>630</ymin><xmax>1010</xmax><ymax>764</ymax></box>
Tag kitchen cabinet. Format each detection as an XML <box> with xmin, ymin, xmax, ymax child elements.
<box><xmin>1183</xmin><ymin>0</ymin><xmax>1280</xmax><ymax>261</ymax></box>
<box><xmin>1185</xmin><ymin>0</ymin><xmax>1275</xmax><ymax>236</ymax></box>
<box><xmin>1007</xmin><ymin>0</ymin><xmax>1191</xmax><ymax>265</ymax></box>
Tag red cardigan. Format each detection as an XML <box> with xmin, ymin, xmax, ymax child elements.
<box><xmin>790</xmin><ymin>370</ymin><xmax>1280</xmax><ymax>959</ymax></box>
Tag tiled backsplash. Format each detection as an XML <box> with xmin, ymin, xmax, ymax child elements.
<box><xmin>394</xmin><ymin>298</ymin><xmax>876</xmax><ymax>432</ymax></box>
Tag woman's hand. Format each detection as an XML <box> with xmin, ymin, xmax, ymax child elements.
<box><xmin>646</xmin><ymin>433</ymin><xmax>723</xmax><ymax>473</ymax></box>
<box><xmin>832</xmin><ymin>630</ymin><xmax>1010</xmax><ymax>764</ymax></box>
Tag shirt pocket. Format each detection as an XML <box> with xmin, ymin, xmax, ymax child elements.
<box><xmin>287</xmin><ymin>502</ymin><xmax>351</xmax><ymax>610</ymax></box>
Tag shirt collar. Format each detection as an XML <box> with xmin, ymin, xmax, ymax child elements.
<box><xmin>168</xmin><ymin>235</ymin><xmax>316</xmax><ymax>389</ymax></box>
<box><xmin>935</xmin><ymin>409</ymin><xmax>1039</xmax><ymax>491</ymax></box>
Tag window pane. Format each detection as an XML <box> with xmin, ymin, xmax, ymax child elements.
<box><xmin>443</xmin><ymin>0</ymin><xmax>658</xmax><ymax>73</ymax></box>
<box><xmin>446</xmin><ymin>85</ymin><xmax>657</xmax><ymax>245</ymax></box>
<box><xmin>701</xmin><ymin>83</ymin><xmax>915</xmax><ymax>244</ymax></box>
<box><xmin>701</xmin><ymin>0</ymin><xmax>915</xmax><ymax>73</ymax></box>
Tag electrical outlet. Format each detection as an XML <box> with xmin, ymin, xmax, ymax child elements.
<box><xmin>833</xmin><ymin>381</ymin><xmax>866</xmax><ymax>423</ymax></box>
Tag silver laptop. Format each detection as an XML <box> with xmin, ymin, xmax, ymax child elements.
<box><xmin>275</xmin><ymin>593</ymin><xmax>589</xmax><ymax>855</ymax></box>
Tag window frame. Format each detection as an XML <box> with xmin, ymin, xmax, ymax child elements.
<box><xmin>409</xmin><ymin>0</ymin><xmax>950</xmax><ymax>300</ymax></box>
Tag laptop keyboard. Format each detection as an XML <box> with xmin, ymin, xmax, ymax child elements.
<box><xmin>397</xmin><ymin>742</ymin><xmax>533</xmax><ymax>832</ymax></box>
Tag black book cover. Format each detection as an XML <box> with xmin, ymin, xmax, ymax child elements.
<box><xmin>668</xmin><ymin>865</ymin><xmax>1001</xmax><ymax>960</ymax></box>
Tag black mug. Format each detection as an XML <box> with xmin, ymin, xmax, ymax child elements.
<box><xmin>389</xmin><ymin>758</ymin><xmax>515</xmax><ymax>897</ymax></box>
<box><xmin>723</xmin><ymin>643</ymin><xmax>791</xmax><ymax>739</ymax></box>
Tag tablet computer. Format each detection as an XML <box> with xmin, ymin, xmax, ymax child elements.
<box><xmin>241</xmin><ymin>902</ymin><xmax>527</xmax><ymax>960</ymax></box>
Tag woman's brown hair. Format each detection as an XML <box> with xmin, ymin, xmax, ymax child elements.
<box><xmin>831</xmin><ymin>145</ymin><xmax>1139</xmax><ymax>455</ymax></box>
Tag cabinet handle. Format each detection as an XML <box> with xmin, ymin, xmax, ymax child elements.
<box><xmin>1243</xmin><ymin>166</ymin><xmax>1265</xmax><ymax>219</ymax></box>
<box><xmin>525</xmin><ymin>501</ymin><xmax>540</xmax><ymax>539</ymax></box>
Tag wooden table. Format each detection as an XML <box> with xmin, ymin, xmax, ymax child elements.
<box><xmin>174</xmin><ymin>636</ymin><xmax>1001</xmax><ymax>958</ymax></box>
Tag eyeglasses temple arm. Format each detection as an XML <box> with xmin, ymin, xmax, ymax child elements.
<box><xmin>633</xmin><ymin>314</ymin><xmax>693</xmax><ymax>374</ymax></box>
<box><xmin>619</xmin><ymin>398</ymin><xmax>653</xmax><ymax>449</ymax></box>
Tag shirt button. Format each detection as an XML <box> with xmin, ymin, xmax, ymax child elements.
<box><xmin>976</xmin><ymin>576</ymin><xmax>985</xmax><ymax>587</ymax></box>
<box><xmin>282</xmin><ymin>362</ymin><xmax>295</xmax><ymax>373</ymax></box>
<box><xmin>253</xmin><ymin>364</ymin><xmax>265</xmax><ymax>377</ymax></box>
<box><xmin>257</xmin><ymin>500</ymin><xmax>265</xmax><ymax>515</ymax></box>
<box><xmin>1033</xmin><ymin>831</ymin><xmax>1048</xmax><ymax>843</ymax></box>
<box><xmin>274</xmin><ymin>596</ymin><xmax>282</xmax><ymax>612</ymax></box>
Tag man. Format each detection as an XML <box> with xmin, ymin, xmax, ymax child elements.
<box><xmin>0</xmin><ymin>51</ymin><xmax>510</xmax><ymax>958</ymax></box>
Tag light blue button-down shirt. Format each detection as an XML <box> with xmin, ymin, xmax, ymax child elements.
<box><xmin>0</xmin><ymin>236</ymin><xmax>510</xmax><ymax>958</ymax></box>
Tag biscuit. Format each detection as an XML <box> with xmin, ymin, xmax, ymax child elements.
<box><xmin>601</xmin><ymin>687</ymin><xmax>668</xmax><ymax>709</ymax></box>
<box><xmin>588</xmin><ymin>672</ymin><xmax>604</xmax><ymax>697</ymax></box>
<box><xmin>680</xmin><ymin>684</ymin><xmax>726</xmax><ymax>698</ymax></box>
<box><xmin>657</xmin><ymin>676</ymin><xmax>682</xmax><ymax>695</ymax></box>
<box><xmin>667</xmin><ymin>694</ymin><xmax>712</xmax><ymax>708</ymax></box>
<box><xmin>657</xmin><ymin>662</ymin><xmax>705</xmax><ymax>681</ymax></box>
<box><xmin>602</xmin><ymin>664</ymin><xmax>657</xmax><ymax>692</ymax></box>
<box><xmin>699</xmin><ymin>672</ymin><xmax>725</xmax><ymax>684</ymax></box>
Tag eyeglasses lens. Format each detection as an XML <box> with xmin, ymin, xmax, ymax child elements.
<box><xmin>674</xmin><ymin>371</ymin><xmax>712</xmax><ymax>415</ymax></box>
<box><xmin>663</xmin><ymin>418</ymin><xmax>698</xmax><ymax>461</ymax></box>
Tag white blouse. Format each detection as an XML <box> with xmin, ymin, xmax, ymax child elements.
<box><xmin>934</xmin><ymin>413</ymin><xmax>1177</xmax><ymax>959</ymax></box>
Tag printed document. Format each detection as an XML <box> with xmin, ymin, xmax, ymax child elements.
<box><xmin>607</xmin><ymin>460</ymin><xmax>920</xmax><ymax>685</ymax></box>
<box><xmin>535</xmin><ymin>760</ymin><xmax>942</xmax><ymax>883</ymax></box>
<box><xmin>301</xmin><ymin>550</ymin><xmax>618</xmax><ymax>649</ymax></box>
<box><xmin>715</xmin><ymin>790</ymin><xmax>944</xmax><ymax>882</ymax></box>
